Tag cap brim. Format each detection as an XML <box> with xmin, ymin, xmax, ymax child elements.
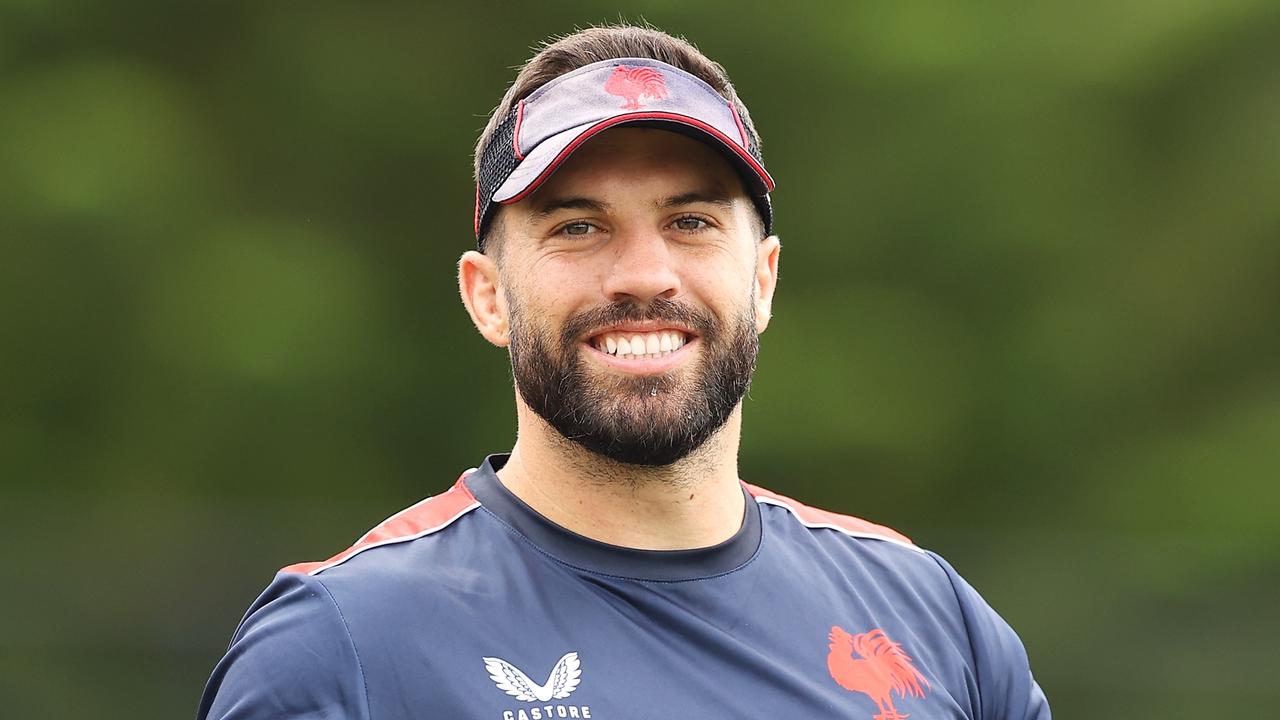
<box><xmin>491</xmin><ymin>112</ymin><xmax>775</xmax><ymax>205</ymax></box>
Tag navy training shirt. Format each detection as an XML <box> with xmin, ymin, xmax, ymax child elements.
<box><xmin>199</xmin><ymin>455</ymin><xmax>1050</xmax><ymax>719</ymax></box>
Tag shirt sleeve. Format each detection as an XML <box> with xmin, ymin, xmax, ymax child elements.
<box><xmin>198</xmin><ymin>571</ymin><xmax>370</xmax><ymax>720</ymax></box>
<box><xmin>929</xmin><ymin>552</ymin><xmax>1051</xmax><ymax>720</ymax></box>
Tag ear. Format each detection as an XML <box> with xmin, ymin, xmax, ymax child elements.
<box><xmin>753</xmin><ymin>235</ymin><xmax>781</xmax><ymax>333</ymax></box>
<box><xmin>458</xmin><ymin>250</ymin><xmax>510</xmax><ymax>347</ymax></box>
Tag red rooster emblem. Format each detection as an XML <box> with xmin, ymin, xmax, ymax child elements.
<box><xmin>827</xmin><ymin>626</ymin><xmax>931</xmax><ymax>720</ymax></box>
<box><xmin>603</xmin><ymin>65</ymin><xmax>668</xmax><ymax>109</ymax></box>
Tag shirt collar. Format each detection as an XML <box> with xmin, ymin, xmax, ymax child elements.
<box><xmin>463</xmin><ymin>453</ymin><xmax>762</xmax><ymax>581</ymax></box>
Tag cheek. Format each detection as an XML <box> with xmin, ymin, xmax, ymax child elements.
<box><xmin>537</xmin><ymin>258</ymin><xmax>606</xmax><ymax>302</ymax></box>
<box><xmin>683</xmin><ymin>261</ymin><xmax>755</xmax><ymax>308</ymax></box>
<box><xmin>506</xmin><ymin>266</ymin><xmax>595</xmax><ymax>326</ymax></box>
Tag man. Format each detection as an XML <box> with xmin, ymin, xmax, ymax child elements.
<box><xmin>199</xmin><ymin>24</ymin><xmax>1050</xmax><ymax>720</ymax></box>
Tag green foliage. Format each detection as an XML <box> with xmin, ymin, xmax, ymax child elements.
<box><xmin>2</xmin><ymin>1</ymin><xmax>1277</xmax><ymax>717</ymax></box>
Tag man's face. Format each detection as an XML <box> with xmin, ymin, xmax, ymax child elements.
<box><xmin>493</xmin><ymin>127</ymin><xmax>776</xmax><ymax>466</ymax></box>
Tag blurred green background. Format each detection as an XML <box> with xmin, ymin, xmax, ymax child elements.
<box><xmin>3</xmin><ymin>1</ymin><xmax>1278</xmax><ymax>717</ymax></box>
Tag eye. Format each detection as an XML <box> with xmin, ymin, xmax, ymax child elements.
<box><xmin>560</xmin><ymin>221</ymin><xmax>598</xmax><ymax>236</ymax></box>
<box><xmin>672</xmin><ymin>216</ymin><xmax>709</xmax><ymax>232</ymax></box>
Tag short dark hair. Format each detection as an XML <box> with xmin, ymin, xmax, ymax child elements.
<box><xmin>474</xmin><ymin>24</ymin><xmax>766</xmax><ymax>256</ymax></box>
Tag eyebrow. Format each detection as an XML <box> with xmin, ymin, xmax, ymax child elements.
<box><xmin>529</xmin><ymin>197</ymin><xmax>612</xmax><ymax>222</ymax></box>
<box><xmin>656</xmin><ymin>190</ymin><xmax>736</xmax><ymax>210</ymax></box>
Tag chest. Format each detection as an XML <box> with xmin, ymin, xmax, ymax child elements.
<box><xmin>349</xmin><ymin>561</ymin><xmax>978</xmax><ymax>720</ymax></box>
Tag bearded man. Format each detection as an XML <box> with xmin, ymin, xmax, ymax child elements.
<box><xmin>199</xmin><ymin>24</ymin><xmax>1050</xmax><ymax>720</ymax></box>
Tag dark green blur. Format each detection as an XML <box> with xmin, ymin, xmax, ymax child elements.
<box><xmin>2</xmin><ymin>2</ymin><xmax>1277</xmax><ymax>717</ymax></box>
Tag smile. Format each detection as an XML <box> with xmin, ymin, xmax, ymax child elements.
<box><xmin>590</xmin><ymin>329</ymin><xmax>690</xmax><ymax>359</ymax></box>
<box><xmin>583</xmin><ymin>326</ymin><xmax>698</xmax><ymax>374</ymax></box>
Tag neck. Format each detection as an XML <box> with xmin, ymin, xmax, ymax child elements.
<box><xmin>495</xmin><ymin>400</ymin><xmax>747</xmax><ymax>550</ymax></box>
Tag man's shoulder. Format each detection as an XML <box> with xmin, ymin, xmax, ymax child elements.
<box><xmin>279</xmin><ymin>471</ymin><xmax>483</xmax><ymax>578</ymax></box>
<box><xmin>744</xmin><ymin>484</ymin><xmax>1029</xmax><ymax>672</ymax></box>
<box><xmin>745</xmin><ymin>482</ymin><xmax>919</xmax><ymax>552</ymax></box>
<box><xmin>200</xmin><ymin>473</ymin><xmax>490</xmax><ymax>720</ymax></box>
<box><xmin>744</xmin><ymin>483</ymin><xmax>964</xmax><ymax>596</ymax></box>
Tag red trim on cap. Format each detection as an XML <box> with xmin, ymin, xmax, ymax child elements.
<box><xmin>745</xmin><ymin>483</ymin><xmax>917</xmax><ymax>548</ymax></box>
<box><xmin>498</xmin><ymin>112</ymin><xmax>776</xmax><ymax>205</ymax></box>
<box><xmin>512</xmin><ymin>100</ymin><xmax>527</xmax><ymax>161</ymax></box>
<box><xmin>281</xmin><ymin>473</ymin><xmax>481</xmax><ymax>576</ymax></box>
<box><xmin>473</xmin><ymin>183</ymin><xmax>482</xmax><ymax>236</ymax></box>
<box><xmin>727</xmin><ymin>100</ymin><xmax>749</xmax><ymax>148</ymax></box>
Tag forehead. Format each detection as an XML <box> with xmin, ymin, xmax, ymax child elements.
<box><xmin>524</xmin><ymin>126</ymin><xmax>749</xmax><ymax>203</ymax></box>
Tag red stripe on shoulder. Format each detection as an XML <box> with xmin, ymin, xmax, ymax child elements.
<box><xmin>282</xmin><ymin>473</ymin><xmax>480</xmax><ymax>575</ymax></box>
<box><xmin>745</xmin><ymin>483</ymin><xmax>916</xmax><ymax>548</ymax></box>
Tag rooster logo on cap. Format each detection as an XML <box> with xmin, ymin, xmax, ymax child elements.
<box><xmin>604</xmin><ymin>65</ymin><xmax>668</xmax><ymax>109</ymax></box>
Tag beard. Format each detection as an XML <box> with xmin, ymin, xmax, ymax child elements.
<box><xmin>507</xmin><ymin>294</ymin><xmax>759</xmax><ymax>467</ymax></box>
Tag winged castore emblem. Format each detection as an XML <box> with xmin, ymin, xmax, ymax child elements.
<box><xmin>483</xmin><ymin>652</ymin><xmax>582</xmax><ymax>702</ymax></box>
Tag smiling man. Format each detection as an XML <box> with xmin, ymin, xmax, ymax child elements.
<box><xmin>199</xmin><ymin>25</ymin><xmax>1050</xmax><ymax>720</ymax></box>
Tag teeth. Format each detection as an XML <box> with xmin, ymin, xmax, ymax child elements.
<box><xmin>592</xmin><ymin>330</ymin><xmax>689</xmax><ymax>358</ymax></box>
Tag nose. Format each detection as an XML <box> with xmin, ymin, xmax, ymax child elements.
<box><xmin>602</xmin><ymin>229</ymin><xmax>681</xmax><ymax>303</ymax></box>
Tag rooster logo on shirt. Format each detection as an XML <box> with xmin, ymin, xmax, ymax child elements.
<box><xmin>603</xmin><ymin>65</ymin><xmax>668</xmax><ymax>109</ymax></box>
<box><xmin>484</xmin><ymin>652</ymin><xmax>582</xmax><ymax>702</ymax></box>
<box><xmin>827</xmin><ymin>626</ymin><xmax>931</xmax><ymax>720</ymax></box>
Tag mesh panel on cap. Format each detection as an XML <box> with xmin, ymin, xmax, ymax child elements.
<box><xmin>475</xmin><ymin>109</ymin><xmax>520</xmax><ymax>248</ymax></box>
<box><xmin>733</xmin><ymin>103</ymin><xmax>771</xmax><ymax>234</ymax></box>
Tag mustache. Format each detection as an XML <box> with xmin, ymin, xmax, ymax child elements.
<box><xmin>559</xmin><ymin>297</ymin><xmax>719</xmax><ymax>348</ymax></box>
